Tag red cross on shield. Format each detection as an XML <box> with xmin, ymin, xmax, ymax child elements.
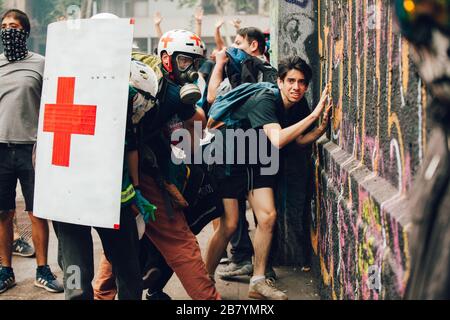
<box><xmin>43</xmin><ymin>77</ymin><xmax>97</xmax><ymax>167</ymax></box>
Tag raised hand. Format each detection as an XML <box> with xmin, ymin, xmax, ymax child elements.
<box><xmin>154</xmin><ymin>11</ymin><xmax>162</xmax><ymax>25</ymax></box>
<box><xmin>312</xmin><ymin>84</ymin><xmax>331</xmax><ymax>119</ymax></box>
<box><xmin>230</xmin><ymin>18</ymin><xmax>242</xmax><ymax>30</ymax></box>
<box><xmin>215</xmin><ymin>17</ymin><xmax>225</xmax><ymax>29</ymax></box>
<box><xmin>215</xmin><ymin>47</ymin><xmax>228</xmax><ymax>66</ymax></box>
<box><xmin>318</xmin><ymin>97</ymin><xmax>333</xmax><ymax>131</ymax></box>
<box><xmin>195</xmin><ymin>7</ymin><xmax>204</xmax><ymax>23</ymax></box>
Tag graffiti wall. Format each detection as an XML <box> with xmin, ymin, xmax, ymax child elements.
<box><xmin>312</xmin><ymin>0</ymin><xmax>429</xmax><ymax>299</ymax></box>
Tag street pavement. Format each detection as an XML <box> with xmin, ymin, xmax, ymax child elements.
<box><xmin>0</xmin><ymin>188</ymin><xmax>319</xmax><ymax>300</ymax></box>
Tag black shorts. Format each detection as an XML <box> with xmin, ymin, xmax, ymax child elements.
<box><xmin>214</xmin><ymin>166</ymin><xmax>277</xmax><ymax>199</ymax></box>
<box><xmin>0</xmin><ymin>143</ymin><xmax>35</xmax><ymax>212</ymax></box>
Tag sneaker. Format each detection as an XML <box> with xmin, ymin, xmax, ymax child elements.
<box><xmin>219</xmin><ymin>250</ymin><xmax>229</xmax><ymax>264</ymax></box>
<box><xmin>219</xmin><ymin>257</ymin><xmax>230</xmax><ymax>265</ymax></box>
<box><xmin>34</xmin><ymin>265</ymin><xmax>64</xmax><ymax>293</ymax></box>
<box><xmin>142</xmin><ymin>267</ymin><xmax>161</xmax><ymax>290</ymax></box>
<box><xmin>248</xmin><ymin>278</ymin><xmax>288</xmax><ymax>300</ymax></box>
<box><xmin>217</xmin><ymin>261</ymin><xmax>253</xmax><ymax>279</ymax></box>
<box><xmin>146</xmin><ymin>290</ymin><xmax>172</xmax><ymax>300</ymax></box>
<box><xmin>301</xmin><ymin>266</ymin><xmax>311</xmax><ymax>272</ymax></box>
<box><xmin>12</xmin><ymin>238</ymin><xmax>35</xmax><ymax>257</ymax></box>
<box><xmin>0</xmin><ymin>267</ymin><xmax>16</xmax><ymax>294</ymax></box>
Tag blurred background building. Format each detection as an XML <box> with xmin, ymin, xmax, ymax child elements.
<box><xmin>0</xmin><ymin>0</ymin><xmax>270</xmax><ymax>55</ymax></box>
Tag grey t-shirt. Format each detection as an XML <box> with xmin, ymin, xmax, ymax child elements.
<box><xmin>0</xmin><ymin>52</ymin><xmax>45</xmax><ymax>144</ymax></box>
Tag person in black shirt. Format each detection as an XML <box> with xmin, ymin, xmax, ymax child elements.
<box><xmin>205</xmin><ymin>56</ymin><xmax>332</xmax><ymax>300</ymax></box>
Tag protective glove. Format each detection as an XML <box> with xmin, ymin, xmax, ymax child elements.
<box><xmin>134</xmin><ymin>189</ymin><xmax>157</xmax><ymax>223</ymax></box>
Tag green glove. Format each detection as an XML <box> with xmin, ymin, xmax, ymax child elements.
<box><xmin>135</xmin><ymin>189</ymin><xmax>157</xmax><ymax>223</ymax></box>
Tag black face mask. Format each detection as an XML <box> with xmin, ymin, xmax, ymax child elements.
<box><xmin>1</xmin><ymin>28</ymin><xmax>29</xmax><ymax>62</ymax></box>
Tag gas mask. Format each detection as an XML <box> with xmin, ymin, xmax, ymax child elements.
<box><xmin>171</xmin><ymin>53</ymin><xmax>204</xmax><ymax>104</ymax></box>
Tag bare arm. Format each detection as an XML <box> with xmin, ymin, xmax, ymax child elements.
<box><xmin>154</xmin><ymin>11</ymin><xmax>163</xmax><ymax>38</ymax></box>
<box><xmin>264</xmin><ymin>87</ymin><xmax>330</xmax><ymax>149</ymax></box>
<box><xmin>184</xmin><ymin>107</ymin><xmax>206</xmax><ymax>154</ymax></box>
<box><xmin>263</xmin><ymin>115</ymin><xmax>319</xmax><ymax>149</ymax></box>
<box><xmin>214</xmin><ymin>18</ymin><xmax>226</xmax><ymax>50</ymax></box>
<box><xmin>207</xmin><ymin>48</ymin><xmax>228</xmax><ymax>104</ymax></box>
<box><xmin>230</xmin><ymin>18</ymin><xmax>242</xmax><ymax>31</ymax></box>
<box><xmin>296</xmin><ymin>102</ymin><xmax>333</xmax><ymax>146</ymax></box>
<box><xmin>194</xmin><ymin>7</ymin><xmax>203</xmax><ymax>37</ymax></box>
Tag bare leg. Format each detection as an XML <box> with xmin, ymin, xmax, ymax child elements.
<box><xmin>247</xmin><ymin>188</ymin><xmax>277</xmax><ymax>277</ymax></box>
<box><xmin>13</xmin><ymin>213</ymin><xmax>20</xmax><ymax>241</ymax></box>
<box><xmin>0</xmin><ymin>211</ymin><xmax>14</xmax><ymax>267</ymax></box>
<box><xmin>28</xmin><ymin>212</ymin><xmax>49</xmax><ymax>266</ymax></box>
<box><xmin>205</xmin><ymin>199</ymin><xmax>239</xmax><ymax>276</ymax></box>
<box><xmin>212</xmin><ymin>218</ymin><xmax>220</xmax><ymax>231</ymax></box>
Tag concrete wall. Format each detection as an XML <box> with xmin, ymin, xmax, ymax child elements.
<box><xmin>271</xmin><ymin>0</ymin><xmax>319</xmax><ymax>103</ymax></box>
<box><xmin>313</xmin><ymin>0</ymin><xmax>429</xmax><ymax>299</ymax></box>
<box><xmin>268</xmin><ymin>0</ymin><xmax>321</xmax><ymax>268</ymax></box>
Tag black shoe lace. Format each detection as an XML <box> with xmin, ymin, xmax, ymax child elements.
<box><xmin>40</xmin><ymin>266</ymin><xmax>57</xmax><ymax>281</ymax></box>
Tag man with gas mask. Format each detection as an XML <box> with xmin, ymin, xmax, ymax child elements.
<box><xmin>93</xmin><ymin>29</ymin><xmax>220</xmax><ymax>300</ymax></box>
<box><xmin>139</xmin><ymin>29</ymin><xmax>220</xmax><ymax>300</ymax></box>
<box><xmin>394</xmin><ymin>0</ymin><xmax>450</xmax><ymax>299</ymax></box>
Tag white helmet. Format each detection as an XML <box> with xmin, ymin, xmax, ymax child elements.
<box><xmin>130</xmin><ymin>60</ymin><xmax>159</xmax><ymax>98</ymax></box>
<box><xmin>157</xmin><ymin>29</ymin><xmax>205</xmax><ymax>57</ymax></box>
<box><xmin>130</xmin><ymin>60</ymin><xmax>159</xmax><ymax>124</ymax></box>
<box><xmin>91</xmin><ymin>12</ymin><xmax>119</xmax><ymax>19</ymax></box>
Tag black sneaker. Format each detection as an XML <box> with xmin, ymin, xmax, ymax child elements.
<box><xmin>0</xmin><ymin>266</ymin><xmax>16</xmax><ymax>294</ymax></box>
<box><xmin>146</xmin><ymin>290</ymin><xmax>172</xmax><ymax>300</ymax></box>
<box><xmin>142</xmin><ymin>267</ymin><xmax>161</xmax><ymax>290</ymax></box>
<box><xmin>35</xmin><ymin>265</ymin><xmax>64</xmax><ymax>293</ymax></box>
<box><xmin>12</xmin><ymin>238</ymin><xmax>35</xmax><ymax>257</ymax></box>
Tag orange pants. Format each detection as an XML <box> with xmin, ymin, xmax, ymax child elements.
<box><xmin>94</xmin><ymin>174</ymin><xmax>220</xmax><ymax>300</ymax></box>
<box><xmin>94</xmin><ymin>254</ymin><xmax>117</xmax><ymax>300</ymax></box>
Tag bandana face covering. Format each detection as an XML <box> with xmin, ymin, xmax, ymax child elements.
<box><xmin>1</xmin><ymin>28</ymin><xmax>29</xmax><ymax>62</ymax></box>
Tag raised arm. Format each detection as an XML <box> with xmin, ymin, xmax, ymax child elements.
<box><xmin>194</xmin><ymin>7</ymin><xmax>204</xmax><ymax>37</ymax></box>
<box><xmin>296</xmin><ymin>100</ymin><xmax>333</xmax><ymax>146</ymax></box>
<box><xmin>214</xmin><ymin>18</ymin><xmax>226</xmax><ymax>51</ymax></box>
<box><xmin>207</xmin><ymin>48</ymin><xmax>228</xmax><ymax>104</ymax></box>
<box><xmin>153</xmin><ymin>11</ymin><xmax>163</xmax><ymax>38</ymax></box>
<box><xmin>264</xmin><ymin>88</ymin><xmax>330</xmax><ymax>149</ymax></box>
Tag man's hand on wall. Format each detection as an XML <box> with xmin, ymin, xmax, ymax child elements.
<box><xmin>318</xmin><ymin>99</ymin><xmax>333</xmax><ymax>131</ymax></box>
<box><xmin>312</xmin><ymin>86</ymin><xmax>330</xmax><ymax>119</ymax></box>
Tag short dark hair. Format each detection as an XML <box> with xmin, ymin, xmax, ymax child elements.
<box><xmin>237</xmin><ymin>27</ymin><xmax>266</xmax><ymax>55</ymax></box>
<box><xmin>1</xmin><ymin>9</ymin><xmax>31</xmax><ymax>35</ymax></box>
<box><xmin>278</xmin><ymin>56</ymin><xmax>312</xmax><ymax>85</ymax></box>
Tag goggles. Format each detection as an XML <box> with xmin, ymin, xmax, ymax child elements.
<box><xmin>175</xmin><ymin>54</ymin><xmax>204</xmax><ymax>72</ymax></box>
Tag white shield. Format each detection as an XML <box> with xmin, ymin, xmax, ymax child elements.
<box><xmin>33</xmin><ymin>19</ymin><xmax>134</xmax><ymax>229</ymax></box>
